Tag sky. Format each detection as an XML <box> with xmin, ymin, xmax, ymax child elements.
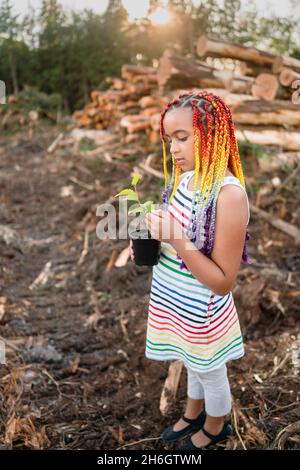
<box><xmin>6</xmin><ymin>0</ymin><xmax>298</xmax><ymax>21</ymax></box>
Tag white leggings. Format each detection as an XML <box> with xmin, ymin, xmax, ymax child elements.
<box><xmin>186</xmin><ymin>364</ymin><xmax>232</xmax><ymax>417</ymax></box>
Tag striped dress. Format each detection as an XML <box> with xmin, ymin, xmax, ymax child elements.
<box><xmin>145</xmin><ymin>170</ymin><xmax>250</xmax><ymax>373</ymax></box>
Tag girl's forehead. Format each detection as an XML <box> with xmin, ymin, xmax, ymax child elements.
<box><xmin>163</xmin><ymin>107</ymin><xmax>193</xmax><ymax>134</ymax></box>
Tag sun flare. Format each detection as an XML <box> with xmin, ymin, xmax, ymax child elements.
<box><xmin>149</xmin><ymin>7</ymin><xmax>172</xmax><ymax>25</ymax></box>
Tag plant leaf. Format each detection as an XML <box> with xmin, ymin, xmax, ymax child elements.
<box><xmin>113</xmin><ymin>189</ymin><xmax>138</xmax><ymax>202</ymax></box>
<box><xmin>128</xmin><ymin>206</ymin><xmax>144</xmax><ymax>215</ymax></box>
<box><xmin>141</xmin><ymin>201</ymin><xmax>155</xmax><ymax>212</ymax></box>
<box><xmin>131</xmin><ymin>174</ymin><xmax>141</xmax><ymax>186</ymax></box>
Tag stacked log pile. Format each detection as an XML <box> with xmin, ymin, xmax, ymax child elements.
<box><xmin>72</xmin><ymin>65</ymin><xmax>166</xmax><ymax>144</ymax></box>
<box><xmin>0</xmin><ymin>85</ymin><xmax>61</xmax><ymax>132</ymax></box>
<box><xmin>73</xmin><ymin>35</ymin><xmax>300</xmax><ymax>151</ymax></box>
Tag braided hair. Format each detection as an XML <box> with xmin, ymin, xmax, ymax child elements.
<box><xmin>159</xmin><ymin>89</ymin><xmax>251</xmax><ymax>270</ymax></box>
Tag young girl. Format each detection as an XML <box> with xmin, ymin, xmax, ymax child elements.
<box><xmin>129</xmin><ymin>90</ymin><xmax>251</xmax><ymax>450</ymax></box>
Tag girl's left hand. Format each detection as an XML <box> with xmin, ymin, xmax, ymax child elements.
<box><xmin>145</xmin><ymin>209</ymin><xmax>184</xmax><ymax>243</ymax></box>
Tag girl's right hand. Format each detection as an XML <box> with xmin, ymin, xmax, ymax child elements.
<box><xmin>129</xmin><ymin>239</ymin><xmax>135</xmax><ymax>262</ymax></box>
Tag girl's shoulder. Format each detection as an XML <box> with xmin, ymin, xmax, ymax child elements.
<box><xmin>219</xmin><ymin>178</ymin><xmax>250</xmax><ymax>225</ymax></box>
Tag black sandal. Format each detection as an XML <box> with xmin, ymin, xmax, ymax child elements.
<box><xmin>183</xmin><ymin>422</ymin><xmax>232</xmax><ymax>450</ymax></box>
<box><xmin>162</xmin><ymin>409</ymin><xmax>206</xmax><ymax>443</ymax></box>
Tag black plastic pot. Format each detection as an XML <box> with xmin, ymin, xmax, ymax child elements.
<box><xmin>129</xmin><ymin>229</ymin><xmax>161</xmax><ymax>266</ymax></box>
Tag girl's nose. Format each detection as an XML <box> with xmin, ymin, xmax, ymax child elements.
<box><xmin>170</xmin><ymin>141</ymin><xmax>179</xmax><ymax>153</ymax></box>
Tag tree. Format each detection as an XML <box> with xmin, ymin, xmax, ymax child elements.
<box><xmin>0</xmin><ymin>0</ymin><xmax>20</xmax><ymax>94</ymax></box>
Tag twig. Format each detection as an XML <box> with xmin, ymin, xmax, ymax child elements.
<box><xmin>29</xmin><ymin>261</ymin><xmax>52</xmax><ymax>290</ymax></box>
<box><xmin>68</xmin><ymin>176</ymin><xmax>94</xmax><ymax>191</ymax></box>
<box><xmin>231</xmin><ymin>402</ymin><xmax>247</xmax><ymax>450</ymax></box>
<box><xmin>78</xmin><ymin>229</ymin><xmax>89</xmax><ymax>265</ymax></box>
<box><xmin>40</xmin><ymin>368</ymin><xmax>63</xmax><ymax>399</ymax></box>
<box><xmin>272</xmin><ymin>162</ymin><xmax>300</xmax><ymax>198</ymax></box>
<box><xmin>250</xmin><ymin>202</ymin><xmax>300</xmax><ymax>244</ymax></box>
<box><xmin>47</xmin><ymin>132</ymin><xmax>64</xmax><ymax>153</ymax></box>
<box><xmin>116</xmin><ymin>436</ymin><xmax>162</xmax><ymax>449</ymax></box>
<box><xmin>270</xmin><ymin>352</ymin><xmax>290</xmax><ymax>378</ymax></box>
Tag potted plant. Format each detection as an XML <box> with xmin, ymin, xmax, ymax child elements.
<box><xmin>113</xmin><ymin>173</ymin><xmax>161</xmax><ymax>266</ymax></box>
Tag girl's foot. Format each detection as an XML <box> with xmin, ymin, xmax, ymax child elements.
<box><xmin>173</xmin><ymin>409</ymin><xmax>204</xmax><ymax>432</ymax></box>
<box><xmin>161</xmin><ymin>409</ymin><xmax>206</xmax><ymax>443</ymax></box>
<box><xmin>188</xmin><ymin>419</ymin><xmax>224</xmax><ymax>447</ymax></box>
<box><xmin>173</xmin><ymin>399</ymin><xmax>204</xmax><ymax>431</ymax></box>
<box><xmin>183</xmin><ymin>418</ymin><xmax>233</xmax><ymax>450</ymax></box>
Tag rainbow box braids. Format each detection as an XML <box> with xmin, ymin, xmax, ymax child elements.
<box><xmin>159</xmin><ymin>89</ymin><xmax>251</xmax><ymax>270</ymax></box>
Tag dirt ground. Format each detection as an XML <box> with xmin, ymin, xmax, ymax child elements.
<box><xmin>0</xmin><ymin>126</ymin><xmax>299</xmax><ymax>450</ymax></box>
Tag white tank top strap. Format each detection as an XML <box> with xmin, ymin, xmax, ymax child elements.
<box><xmin>182</xmin><ymin>170</ymin><xmax>200</xmax><ymax>192</ymax></box>
<box><xmin>179</xmin><ymin>172</ymin><xmax>250</xmax><ymax>225</ymax></box>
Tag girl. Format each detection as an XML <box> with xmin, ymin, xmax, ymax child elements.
<box><xmin>129</xmin><ymin>90</ymin><xmax>251</xmax><ymax>450</ymax></box>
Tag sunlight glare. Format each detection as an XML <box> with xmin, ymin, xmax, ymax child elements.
<box><xmin>149</xmin><ymin>7</ymin><xmax>172</xmax><ymax>25</ymax></box>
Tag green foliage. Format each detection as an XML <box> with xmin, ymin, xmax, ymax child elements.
<box><xmin>0</xmin><ymin>0</ymin><xmax>299</xmax><ymax>112</ymax></box>
<box><xmin>113</xmin><ymin>173</ymin><xmax>156</xmax><ymax>215</ymax></box>
<box><xmin>238</xmin><ymin>140</ymin><xmax>265</xmax><ymax>159</ymax></box>
<box><xmin>78</xmin><ymin>137</ymin><xmax>97</xmax><ymax>152</ymax></box>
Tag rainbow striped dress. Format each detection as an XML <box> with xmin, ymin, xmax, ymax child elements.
<box><xmin>145</xmin><ymin>170</ymin><xmax>250</xmax><ymax>373</ymax></box>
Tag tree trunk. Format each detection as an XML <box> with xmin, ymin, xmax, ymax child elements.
<box><xmin>8</xmin><ymin>48</ymin><xmax>18</xmax><ymax>96</ymax></box>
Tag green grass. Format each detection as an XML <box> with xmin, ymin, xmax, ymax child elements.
<box><xmin>79</xmin><ymin>137</ymin><xmax>98</xmax><ymax>152</ymax></box>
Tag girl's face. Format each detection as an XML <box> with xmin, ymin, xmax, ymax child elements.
<box><xmin>163</xmin><ymin>107</ymin><xmax>200</xmax><ymax>172</ymax></box>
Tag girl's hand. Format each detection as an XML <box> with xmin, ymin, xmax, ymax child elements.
<box><xmin>145</xmin><ymin>209</ymin><xmax>184</xmax><ymax>243</ymax></box>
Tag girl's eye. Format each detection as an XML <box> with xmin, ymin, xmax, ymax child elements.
<box><xmin>167</xmin><ymin>137</ymin><xmax>188</xmax><ymax>143</ymax></box>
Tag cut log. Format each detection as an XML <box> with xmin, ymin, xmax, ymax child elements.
<box><xmin>273</xmin><ymin>55</ymin><xmax>300</xmax><ymax>74</ymax></box>
<box><xmin>138</xmin><ymin>96</ymin><xmax>161</xmax><ymax>108</ymax></box>
<box><xmin>150</xmin><ymin>100</ymin><xmax>300</xmax><ymax>135</ymax></box>
<box><xmin>121</xmin><ymin>64</ymin><xmax>157</xmax><ymax>81</ymax></box>
<box><xmin>235</xmin><ymin>126</ymin><xmax>300</xmax><ymax>151</ymax></box>
<box><xmin>197</xmin><ymin>35</ymin><xmax>277</xmax><ymax>66</ymax></box>
<box><xmin>231</xmin><ymin>99</ymin><xmax>300</xmax><ymax>126</ymax></box>
<box><xmin>251</xmin><ymin>73</ymin><xmax>279</xmax><ymax>100</ymax></box>
<box><xmin>120</xmin><ymin>114</ymin><xmax>150</xmax><ymax>133</ymax></box>
<box><xmin>110</xmin><ymin>78</ymin><xmax>126</xmax><ymax>90</ymax></box>
<box><xmin>234</xmin><ymin>109</ymin><xmax>300</xmax><ymax>127</ymax></box>
<box><xmin>171</xmin><ymin>88</ymin><xmax>257</xmax><ymax>105</ymax></box>
<box><xmin>150</xmin><ymin>113</ymin><xmax>161</xmax><ymax>132</ymax></box>
<box><xmin>229</xmin><ymin>75</ymin><xmax>255</xmax><ymax>94</ymax></box>
<box><xmin>157</xmin><ymin>49</ymin><xmax>234</xmax><ymax>90</ymax></box>
<box><xmin>140</xmin><ymin>106</ymin><xmax>161</xmax><ymax>117</ymax></box>
<box><xmin>132</xmin><ymin>74</ymin><xmax>158</xmax><ymax>85</ymax></box>
<box><xmin>239</xmin><ymin>61</ymin><xmax>272</xmax><ymax>77</ymax></box>
<box><xmin>232</xmin><ymin>99</ymin><xmax>300</xmax><ymax>113</ymax></box>
<box><xmin>279</xmin><ymin>68</ymin><xmax>300</xmax><ymax>87</ymax></box>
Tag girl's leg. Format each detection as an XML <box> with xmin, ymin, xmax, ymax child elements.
<box><xmin>173</xmin><ymin>366</ymin><xmax>205</xmax><ymax>432</ymax></box>
<box><xmin>198</xmin><ymin>363</ymin><xmax>232</xmax><ymax>417</ymax></box>
<box><xmin>188</xmin><ymin>364</ymin><xmax>232</xmax><ymax>447</ymax></box>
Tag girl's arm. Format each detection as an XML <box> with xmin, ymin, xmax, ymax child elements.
<box><xmin>171</xmin><ymin>185</ymin><xmax>249</xmax><ymax>296</ymax></box>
